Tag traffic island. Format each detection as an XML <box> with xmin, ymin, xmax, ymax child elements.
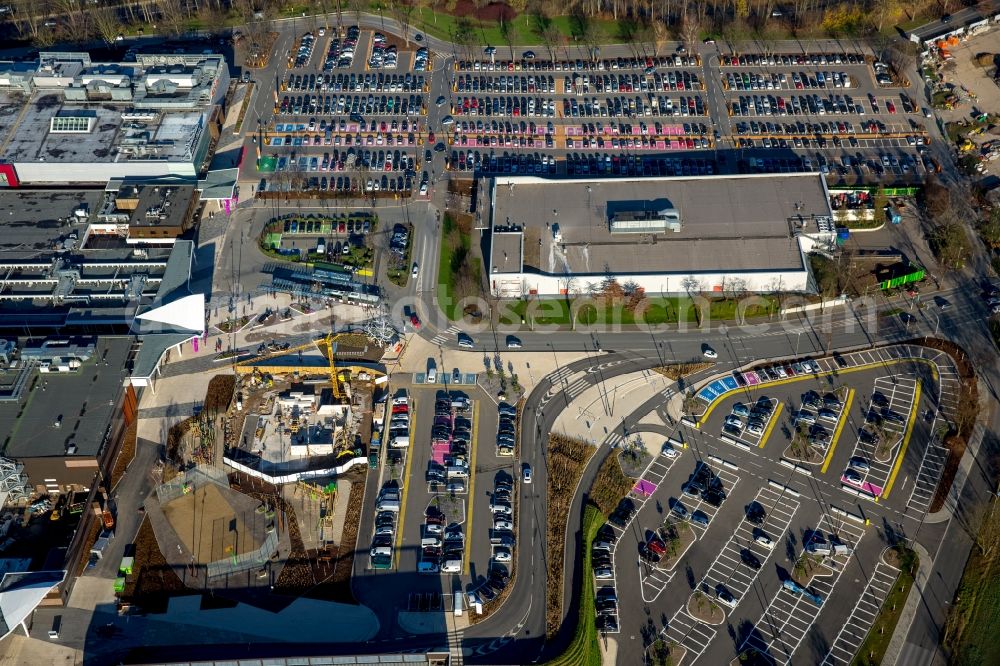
<box><xmin>658</xmin><ymin>521</ymin><xmax>696</xmax><ymax>572</ymax></box>
<box><xmin>687</xmin><ymin>590</ymin><xmax>725</xmax><ymax>625</ymax></box>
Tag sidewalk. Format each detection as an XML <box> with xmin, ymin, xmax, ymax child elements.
<box><xmin>552</xmin><ymin>369</ymin><xmax>673</xmax><ymax>444</ymax></box>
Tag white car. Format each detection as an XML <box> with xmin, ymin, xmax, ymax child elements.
<box><xmin>702</xmin><ymin>345</ymin><xmax>718</xmax><ymax>359</ymax></box>
<box><xmin>754</xmin><ymin>532</ymin><xmax>774</xmax><ymax>549</ymax></box>
<box><xmin>411</xmin><ymin>262</ymin><xmax>419</xmax><ymax>277</ymax></box>
<box><xmin>493</xmin><ymin>519</ymin><xmax>513</xmax><ymax>531</ymax></box>
<box><xmin>724</xmin><ymin>415</ymin><xmax>744</xmax><ymax>429</ymax></box>
<box><xmin>522</xmin><ymin>465</ymin><xmax>532</xmax><ymax>484</ymax></box>
<box><xmin>715</xmin><ymin>585</ymin><xmax>738</xmax><ymax>609</ymax></box>
<box><xmin>493</xmin><ymin>547</ymin><xmax>512</xmax><ymax>562</ymax></box>
<box><xmin>661</xmin><ymin>442</ymin><xmax>679</xmax><ymax>458</ymax></box>
<box><xmin>419</xmin><ymin>182</ymin><xmax>428</xmax><ymax>195</ymax></box>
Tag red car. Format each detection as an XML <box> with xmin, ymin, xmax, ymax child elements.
<box><xmin>409</xmin><ymin>313</ymin><xmax>421</xmax><ymax>329</ymax></box>
<box><xmin>886</xmin><ymin>101</ymin><xmax>896</xmax><ymax>114</ymax></box>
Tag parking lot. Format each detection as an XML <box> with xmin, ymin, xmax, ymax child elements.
<box><xmin>248</xmin><ymin>25</ymin><xmax>433</xmax><ymax>198</ymax></box>
<box><xmin>598</xmin><ymin>343</ymin><xmax>959</xmax><ymax>665</ymax></box>
<box><xmin>363</xmin><ymin>378</ymin><xmax>525</xmax><ymax>608</ymax></box>
<box><xmin>239</xmin><ymin>27</ymin><xmax>940</xmax><ymax>210</ymax></box>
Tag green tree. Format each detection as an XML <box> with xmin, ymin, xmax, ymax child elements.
<box><xmin>979</xmin><ymin>208</ymin><xmax>1000</xmax><ymax>250</ymax></box>
<box><xmin>929</xmin><ymin>223</ymin><xmax>972</xmax><ymax>270</ymax></box>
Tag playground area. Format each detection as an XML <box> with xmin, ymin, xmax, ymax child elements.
<box><xmin>145</xmin><ymin>466</ymin><xmax>291</xmax><ymax>591</ymax></box>
<box><xmin>161</xmin><ymin>483</ymin><xmax>265</xmax><ymax>565</ymax></box>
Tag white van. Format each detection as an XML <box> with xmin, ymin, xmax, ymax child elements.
<box><xmin>376</xmin><ymin>499</ymin><xmax>401</xmax><ymax>512</ymax></box>
<box><xmin>392</xmin><ymin>390</ymin><xmax>409</xmax><ymax>406</ymax></box>
<box><xmin>390</xmin><ymin>435</ymin><xmax>410</xmax><ymax>448</ymax></box>
<box><xmin>806</xmin><ymin>541</ymin><xmax>832</xmax><ymax>555</ymax></box>
<box><xmin>446</xmin><ymin>481</ymin><xmax>466</xmax><ymax>494</ymax></box>
<box><xmin>453</xmin><ymin>587</ymin><xmax>464</xmax><ymax>615</ymax></box>
<box><xmin>447</xmin><ymin>466</ymin><xmax>469</xmax><ymax>479</ymax></box>
<box><xmin>442</xmin><ymin>560</ymin><xmax>462</xmax><ymax>574</ymax></box>
<box><xmin>421</xmin><ymin>536</ymin><xmax>442</xmax><ymax>548</ymax></box>
<box><xmin>370</xmin><ymin>546</ymin><xmax>392</xmax><ymax>558</ymax></box>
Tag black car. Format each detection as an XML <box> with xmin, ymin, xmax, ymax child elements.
<box><xmin>740</xmin><ymin>548</ymin><xmax>762</xmax><ymax>569</ymax></box>
<box><xmin>702</xmin><ymin>488</ymin><xmax>727</xmax><ymax>507</ymax></box>
<box><xmin>745</xmin><ymin>501</ymin><xmax>766</xmax><ymax>524</ymax></box>
<box><xmin>597</xmin><ymin>525</ymin><xmax>618</xmax><ymax>543</ymax></box>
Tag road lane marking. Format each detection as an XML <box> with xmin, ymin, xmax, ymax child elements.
<box><xmin>394</xmin><ymin>397</ymin><xmax>417</xmax><ymax>569</ymax></box>
<box><xmin>759</xmin><ymin>402</ymin><xmax>783</xmax><ymax>449</ymax></box>
<box><xmin>463</xmin><ymin>399</ymin><xmax>479</xmax><ymax>574</ymax></box>
<box><xmin>821</xmin><ymin>388</ymin><xmax>855</xmax><ymax>474</ymax></box>
<box><xmin>882</xmin><ymin>380</ymin><xmax>922</xmax><ymax>499</ymax></box>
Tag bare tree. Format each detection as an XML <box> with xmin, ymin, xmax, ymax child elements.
<box><xmin>680</xmin><ymin>16</ymin><xmax>703</xmax><ymax>50</ymax></box>
<box><xmin>156</xmin><ymin>0</ymin><xmax>188</xmax><ymax>37</ymax></box>
<box><xmin>50</xmin><ymin>0</ymin><xmax>90</xmax><ymax>43</ymax></box>
<box><xmin>391</xmin><ymin>0</ymin><xmax>416</xmax><ymax>47</ymax></box>
<box><xmin>499</xmin><ymin>17</ymin><xmax>515</xmax><ymax>61</ymax></box>
<box><xmin>92</xmin><ymin>5</ymin><xmax>122</xmax><ymax>45</ymax></box>
<box><xmin>13</xmin><ymin>0</ymin><xmax>46</xmax><ymax>44</ymax></box>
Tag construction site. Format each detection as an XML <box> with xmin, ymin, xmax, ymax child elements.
<box><xmin>115</xmin><ymin>329</ymin><xmax>392</xmax><ymax>612</ymax></box>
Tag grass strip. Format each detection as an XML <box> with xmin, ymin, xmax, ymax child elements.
<box><xmin>852</xmin><ymin>547</ymin><xmax>918</xmax><ymax>666</ymax></box>
<box><xmin>544</xmin><ymin>504</ymin><xmax>604</xmax><ymax>666</ymax></box>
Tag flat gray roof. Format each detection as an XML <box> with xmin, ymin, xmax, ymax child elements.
<box><xmin>491</xmin><ymin>174</ymin><xmax>829</xmax><ymax>276</ymax></box>
<box><xmin>0</xmin><ymin>337</ymin><xmax>130</xmax><ymax>459</ymax></box>
<box><xmin>0</xmin><ymin>190</ymin><xmax>98</xmax><ymax>259</ymax></box>
<box><xmin>1</xmin><ymin>99</ymin><xmax>204</xmax><ymax>164</ymax></box>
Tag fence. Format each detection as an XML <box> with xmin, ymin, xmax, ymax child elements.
<box><xmin>155</xmin><ymin>465</ymin><xmax>231</xmax><ymax>505</ymax></box>
<box><xmin>206</xmin><ymin>528</ymin><xmax>279</xmax><ymax>579</ymax></box>
<box><xmin>223</xmin><ymin>455</ymin><xmax>367</xmax><ymax>485</ymax></box>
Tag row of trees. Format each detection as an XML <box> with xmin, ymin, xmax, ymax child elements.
<box><xmin>4</xmin><ymin>0</ymin><xmax>961</xmax><ymax>48</ymax></box>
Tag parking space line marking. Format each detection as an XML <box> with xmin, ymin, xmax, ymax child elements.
<box><xmin>882</xmin><ymin>380</ymin><xmax>921</xmax><ymax>500</ymax></box>
<box><xmin>463</xmin><ymin>400</ymin><xmax>480</xmax><ymax>574</ymax></box>
<box><xmin>394</xmin><ymin>397</ymin><xmax>417</xmax><ymax>569</ymax></box>
<box><xmin>695</xmin><ymin>355</ymin><xmax>943</xmax><ymax>427</ymax></box>
<box><xmin>759</xmin><ymin>402</ymin><xmax>783</xmax><ymax>448</ymax></box>
<box><xmin>821</xmin><ymin>388</ymin><xmax>855</xmax><ymax>474</ymax></box>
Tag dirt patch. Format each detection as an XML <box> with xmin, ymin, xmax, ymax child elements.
<box><xmin>111</xmin><ymin>421</ymin><xmax>137</xmax><ymax>488</ymax></box>
<box><xmin>305</xmin><ymin>468</ymin><xmax>365</xmax><ymax>603</ymax></box>
<box><xmin>124</xmin><ymin>517</ymin><xmax>189</xmax><ymax>613</ymax></box>
<box><xmin>204</xmin><ymin>374</ymin><xmax>236</xmax><ymax>413</ymax></box>
<box><xmin>447</xmin><ymin>0</ymin><xmax>515</xmax><ymax>21</ymax></box>
<box><xmin>687</xmin><ymin>591</ymin><xmax>725</xmax><ymax>624</ymax></box>
<box><xmin>653</xmin><ymin>362</ymin><xmax>713</xmax><ymax>380</ymax></box>
<box><xmin>545</xmin><ymin>434</ymin><xmax>596</xmax><ymax>639</ymax></box>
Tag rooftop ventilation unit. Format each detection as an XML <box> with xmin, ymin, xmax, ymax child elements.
<box><xmin>609</xmin><ymin>207</ymin><xmax>682</xmax><ymax>234</ymax></box>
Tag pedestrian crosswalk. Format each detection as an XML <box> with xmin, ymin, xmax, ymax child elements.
<box><xmin>430</xmin><ymin>325</ymin><xmax>462</xmax><ymax>346</ymax></box>
<box><xmin>907</xmin><ymin>443</ymin><xmax>948</xmax><ymax>514</ymax></box>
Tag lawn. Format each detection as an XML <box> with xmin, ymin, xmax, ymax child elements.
<box><xmin>944</xmin><ymin>504</ymin><xmax>1000</xmax><ymax>666</ymax></box>
<box><xmin>544</xmin><ymin>504</ymin><xmax>604</xmax><ymax>666</ymax></box>
<box><xmin>407</xmin><ymin>7</ymin><xmax>620</xmax><ymax>49</ymax></box>
<box><xmin>437</xmin><ymin>213</ymin><xmax>480</xmax><ymax>320</ymax></box>
<box><xmin>853</xmin><ymin>547</ymin><xmax>918</xmax><ymax>666</ymax></box>
<box><xmin>502</xmin><ymin>295</ymin><xmax>778</xmax><ymax>327</ymax></box>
